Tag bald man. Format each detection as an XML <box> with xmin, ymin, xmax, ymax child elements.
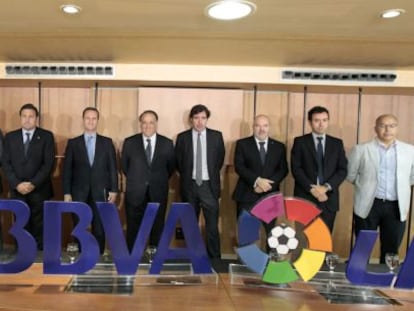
<box><xmin>347</xmin><ymin>114</ymin><xmax>414</xmax><ymax>263</ymax></box>
<box><xmin>233</xmin><ymin>115</ymin><xmax>288</xmax><ymax>234</ymax></box>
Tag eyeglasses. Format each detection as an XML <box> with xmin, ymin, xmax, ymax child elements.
<box><xmin>377</xmin><ymin>123</ymin><xmax>398</xmax><ymax>129</ymax></box>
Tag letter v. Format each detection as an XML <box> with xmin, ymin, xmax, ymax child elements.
<box><xmin>97</xmin><ymin>202</ymin><xmax>159</xmax><ymax>275</ymax></box>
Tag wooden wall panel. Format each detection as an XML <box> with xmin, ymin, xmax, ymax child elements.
<box><xmin>97</xmin><ymin>87</ymin><xmax>139</xmax><ymax>151</ymax></box>
<box><xmin>0</xmin><ymin>87</ymin><xmax>39</xmax><ymax>132</ymax></box>
<box><xmin>41</xmin><ymin>87</ymin><xmax>94</xmax><ymax>156</ymax></box>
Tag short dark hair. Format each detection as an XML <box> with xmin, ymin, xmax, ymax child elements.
<box><xmin>19</xmin><ymin>103</ymin><xmax>39</xmax><ymax>117</ymax></box>
<box><xmin>307</xmin><ymin>106</ymin><xmax>329</xmax><ymax>121</ymax></box>
<box><xmin>82</xmin><ymin>107</ymin><xmax>100</xmax><ymax>119</ymax></box>
<box><xmin>189</xmin><ymin>104</ymin><xmax>210</xmax><ymax>119</ymax></box>
<box><xmin>139</xmin><ymin>110</ymin><xmax>159</xmax><ymax>122</ymax></box>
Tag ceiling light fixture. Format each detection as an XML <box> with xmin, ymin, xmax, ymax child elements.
<box><xmin>380</xmin><ymin>8</ymin><xmax>405</xmax><ymax>19</ymax></box>
<box><xmin>206</xmin><ymin>0</ymin><xmax>256</xmax><ymax>20</ymax></box>
<box><xmin>60</xmin><ymin>4</ymin><xmax>82</xmax><ymax>15</ymax></box>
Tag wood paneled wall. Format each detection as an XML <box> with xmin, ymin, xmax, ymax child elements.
<box><xmin>1</xmin><ymin>84</ymin><xmax>414</xmax><ymax>261</ymax></box>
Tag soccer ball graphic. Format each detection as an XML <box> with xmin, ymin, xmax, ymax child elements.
<box><xmin>267</xmin><ymin>224</ymin><xmax>299</xmax><ymax>255</ymax></box>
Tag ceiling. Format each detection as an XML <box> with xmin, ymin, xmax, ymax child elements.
<box><xmin>1</xmin><ymin>0</ymin><xmax>413</xmax><ymax>69</ymax></box>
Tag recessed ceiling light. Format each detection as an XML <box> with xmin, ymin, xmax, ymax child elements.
<box><xmin>206</xmin><ymin>0</ymin><xmax>256</xmax><ymax>21</ymax></box>
<box><xmin>380</xmin><ymin>8</ymin><xmax>405</xmax><ymax>19</ymax></box>
<box><xmin>60</xmin><ymin>4</ymin><xmax>82</xmax><ymax>15</ymax></box>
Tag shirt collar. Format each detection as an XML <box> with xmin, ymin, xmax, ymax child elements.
<box><xmin>312</xmin><ymin>132</ymin><xmax>326</xmax><ymax>141</ymax></box>
<box><xmin>84</xmin><ymin>132</ymin><xmax>97</xmax><ymax>139</ymax></box>
<box><xmin>375</xmin><ymin>138</ymin><xmax>397</xmax><ymax>149</ymax></box>
<box><xmin>254</xmin><ymin>136</ymin><xmax>268</xmax><ymax>144</ymax></box>
<box><xmin>22</xmin><ymin>128</ymin><xmax>35</xmax><ymax>135</ymax></box>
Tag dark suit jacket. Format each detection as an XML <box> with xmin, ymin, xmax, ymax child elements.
<box><xmin>233</xmin><ymin>136</ymin><xmax>288</xmax><ymax>204</ymax></box>
<box><xmin>121</xmin><ymin>133</ymin><xmax>175</xmax><ymax>205</ymax></box>
<box><xmin>291</xmin><ymin>133</ymin><xmax>348</xmax><ymax>212</ymax></box>
<box><xmin>175</xmin><ymin>128</ymin><xmax>225</xmax><ymax>200</ymax></box>
<box><xmin>2</xmin><ymin>127</ymin><xmax>55</xmax><ymax>198</ymax></box>
<box><xmin>63</xmin><ymin>134</ymin><xmax>118</xmax><ymax>202</ymax></box>
<box><xmin>0</xmin><ymin>130</ymin><xmax>3</xmax><ymax>194</ymax></box>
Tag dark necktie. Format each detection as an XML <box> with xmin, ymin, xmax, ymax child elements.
<box><xmin>195</xmin><ymin>133</ymin><xmax>202</xmax><ymax>186</ymax></box>
<box><xmin>24</xmin><ymin>132</ymin><xmax>31</xmax><ymax>157</ymax></box>
<box><xmin>317</xmin><ymin>136</ymin><xmax>324</xmax><ymax>184</ymax></box>
<box><xmin>145</xmin><ymin>138</ymin><xmax>152</xmax><ymax>165</ymax></box>
<box><xmin>259</xmin><ymin>141</ymin><xmax>266</xmax><ymax>165</ymax></box>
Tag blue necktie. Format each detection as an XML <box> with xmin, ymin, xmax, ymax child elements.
<box><xmin>317</xmin><ymin>137</ymin><xmax>324</xmax><ymax>184</ymax></box>
<box><xmin>87</xmin><ymin>136</ymin><xmax>94</xmax><ymax>166</ymax></box>
<box><xmin>259</xmin><ymin>142</ymin><xmax>266</xmax><ymax>165</ymax></box>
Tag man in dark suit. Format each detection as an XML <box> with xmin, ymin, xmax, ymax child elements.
<box><xmin>63</xmin><ymin>107</ymin><xmax>118</xmax><ymax>254</ymax></box>
<box><xmin>233</xmin><ymin>115</ymin><xmax>288</xmax><ymax>234</ymax></box>
<box><xmin>291</xmin><ymin>106</ymin><xmax>348</xmax><ymax>232</ymax></box>
<box><xmin>121</xmin><ymin>110</ymin><xmax>175</xmax><ymax>251</ymax></box>
<box><xmin>175</xmin><ymin>104</ymin><xmax>225</xmax><ymax>259</ymax></box>
<box><xmin>2</xmin><ymin>103</ymin><xmax>55</xmax><ymax>250</ymax></box>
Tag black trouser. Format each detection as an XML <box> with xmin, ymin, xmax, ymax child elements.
<box><xmin>125</xmin><ymin>189</ymin><xmax>168</xmax><ymax>251</ymax></box>
<box><xmin>354</xmin><ymin>198</ymin><xmax>405</xmax><ymax>264</ymax></box>
<box><xmin>319</xmin><ymin>208</ymin><xmax>336</xmax><ymax>233</ymax></box>
<box><xmin>184</xmin><ymin>181</ymin><xmax>221</xmax><ymax>259</ymax></box>
<box><xmin>13</xmin><ymin>190</ymin><xmax>46</xmax><ymax>251</ymax></box>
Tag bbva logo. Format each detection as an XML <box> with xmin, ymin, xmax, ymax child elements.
<box><xmin>0</xmin><ymin>200</ymin><xmax>212</xmax><ymax>275</ymax></box>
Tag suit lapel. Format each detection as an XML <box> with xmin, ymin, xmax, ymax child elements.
<box><xmin>138</xmin><ymin>133</ymin><xmax>152</xmax><ymax>167</ymax></box>
<box><xmin>305</xmin><ymin>134</ymin><xmax>318</xmax><ymax>164</ymax></box>
<box><xmin>368</xmin><ymin>140</ymin><xmax>380</xmax><ymax>171</ymax></box>
<box><xmin>248</xmin><ymin>136</ymin><xmax>264</xmax><ymax>167</ymax></box>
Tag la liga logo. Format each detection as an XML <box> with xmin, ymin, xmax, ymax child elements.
<box><xmin>237</xmin><ymin>193</ymin><xmax>332</xmax><ymax>284</ymax></box>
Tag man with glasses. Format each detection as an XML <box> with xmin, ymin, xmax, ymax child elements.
<box><xmin>347</xmin><ymin>114</ymin><xmax>414</xmax><ymax>263</ymax></box>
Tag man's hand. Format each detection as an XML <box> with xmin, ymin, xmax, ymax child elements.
<box><xmin>256</xmin><ymin>177</ymin><xmax>274</xmax><ymax>193</ymax></box>
<box><xmin>16</xmin><ymin>182</ymin><xmax>35</xmax><ymax>195</ymax></box>
<box><xmin>107</xmin><ymin>192</ymin><xmax>117</xmax><ymax>203</ymax></box>
<box><xmin>310</xmin><ymin>184</ymin><xmax>328</xmax><ymax>202</ymax></box>
<box><xmin>254</xmin><ymin>186</ymin><xmax>264</xmax><ymax>193</ymax></box>
<box><xmin>64</xmin><ymin>194</ymin><xmax>73</xmax><ymax>202</ymax></box>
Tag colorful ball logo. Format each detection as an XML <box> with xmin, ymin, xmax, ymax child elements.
<box><xmin>236</xmin><ymin>193</ymin><xmax>333</xmax><ymax>284</ymax></box>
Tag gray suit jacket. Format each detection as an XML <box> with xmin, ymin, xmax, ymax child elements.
<box><xmin>347</xmin><ymin>139</ymin><xmax>414</xmax><ymax>221</ymax></box>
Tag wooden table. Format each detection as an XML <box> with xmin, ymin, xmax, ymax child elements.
<box><xmin>0</xmin><ymin>264</ymin><xmax>413</xmax><ymax>311</ymax></box>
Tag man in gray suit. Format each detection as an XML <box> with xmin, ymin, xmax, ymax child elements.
<box><xmin>347</xmin><ymin>114</ymin><xmax>414</xmax><ymax>263</ymax></box>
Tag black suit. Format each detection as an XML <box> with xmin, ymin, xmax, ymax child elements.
<box><xmin>175</xmin><ymin>128</ymin><xmax>225</xmax><ymax>258</ymax></box>
<box><xmin>233</xmin><ymin>136</ymin><xmax>288</xmax><ymax>234</ymax></box>
<box><xmin>63</xmin><ymin>134</ymin><xmax>118</xmax><ymax>253</ymax></box>
<box><xmin>291</xmin><ymin>133</ymin><xmax>347</xmax><ymax>231</ymax></box>
<box><xmin>121</xmin><ymin>133</ymin><xmax>175</xmax><ymax>250</ymax></box>
<box><xmin>0</xmin><ymin>130</ymin><xmax>4</xmax><ymax>251</ymax></box>
<box><xmin>2</xmin><ymin>127</ymin><xmax>55</xmax><ymax>249</ymax></box>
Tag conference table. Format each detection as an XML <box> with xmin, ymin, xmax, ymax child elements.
<box><xmin>0</xmin><ymin>260</ymin><xmax>413</xmax><ymax>311</ymax></box>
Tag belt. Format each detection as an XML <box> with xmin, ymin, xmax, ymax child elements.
<box><xmin>374</xmin><ymin>197</ymin><xmax>398</xmax><ymax>203</ymax></box>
